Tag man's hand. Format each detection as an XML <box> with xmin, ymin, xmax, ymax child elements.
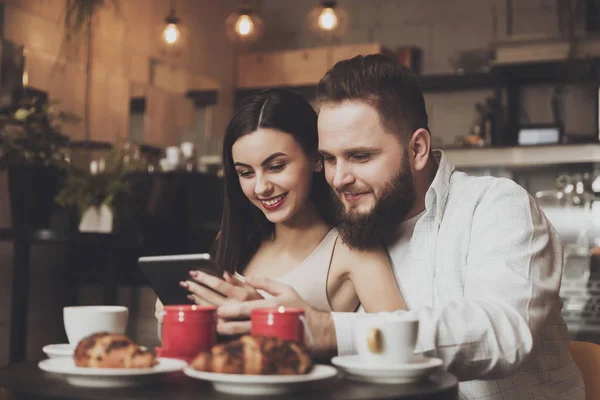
<box><xmin>181</xmin><ymin>271</ymin><xmax>264</xmax><ymax>306</ymax></box>
<box><xmin>217</xmin><ymin>277</ymin><xmax>338</xmax><ymax>357</ymax></box>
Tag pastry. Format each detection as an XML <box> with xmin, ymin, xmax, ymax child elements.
<box><xmin>73</xmin><ymin>332</ymin><xmax>157</xmax><ymax>368</ymax></box>
<box><xmin>191</xmin><ymin>335</ymin><xmax>312</xmax><ymax>375</ymax></box>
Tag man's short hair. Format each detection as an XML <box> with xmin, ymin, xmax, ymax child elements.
<box><xmin>315</xmin><ymin>54</ymin><xmax>429</xmax><ymax>142</ymax></box>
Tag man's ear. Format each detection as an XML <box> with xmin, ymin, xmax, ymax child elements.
<box><xmin>312</xmin><ymin>153</ymin><xmax>323</xmax><ymax>173</ymax></box>
<box><xmin>409</xmin><ymin>128</ymin><xmax>431</xmax><ymax>172</ymax></box>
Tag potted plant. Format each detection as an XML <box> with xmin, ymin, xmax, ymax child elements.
<box><xmin>55</xmin><ymin>138</ymin><xmax>139</xmax><ymax>233</ymax></box>
<box><xmin>0</xmin><ymin>91</ymin><xmax>75</xmax><ymax>229</ymax></box>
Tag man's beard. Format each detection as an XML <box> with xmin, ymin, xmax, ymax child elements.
<box><xmin>332</xmin><ymin>156</ymin><xmax>416</xmax><ymax>250</ymax></box>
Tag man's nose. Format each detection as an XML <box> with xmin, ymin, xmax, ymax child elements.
<box><xmin>332</xmin><ymin>162</ymin><xmax>355</xmax><ymax>190</ymax></box>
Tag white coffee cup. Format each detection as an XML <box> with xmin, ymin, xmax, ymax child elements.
<box><xmin>355</xmin><ymin>312</ymin><xmax>419</xmax><ymax>365</ymax></box>
<box><xmin>63</xmin><ymin>306</ymin><xmax>129</xmax><ymax>345</ymax></box>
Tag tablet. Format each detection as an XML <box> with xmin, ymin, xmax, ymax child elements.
<box><xmin>138</xmin><ymin>254</ymin><xmax>221</xmax><ymax>305</ymax></box>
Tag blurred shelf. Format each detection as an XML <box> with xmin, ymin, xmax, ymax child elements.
<box><xmin>234</xmin><ymin>73</ymin><xmax>497</xmax><ymax>103</ymax></box>
<box><xmin>186</xmin><ymin>90</ymin><xmax>219</xmax><ymax>107</ymax></box>
<box><xmin>0</xmin><ymin>224</ymin><xmax>220</xmax><ymax>244</ymax></box>
<box><xmin>0</xmin><ymin>228</ymin><xmax>119</xmax><ymax>243</ymax></box>
<box><xmin>235</xmin><ymin>58</ymin><xmax>600</xmax><ymax>104</ymax></box>
<box><xmin>492</xmin><ymin>58</ymin><xmax>600</xmax><ymax>85</ymax></box>
<box><xmin>444</xmin><ymin>143</ymin><xmax>600</xmax><ymax>168</ymax></box>
<box><xmin>418</xmin><ymin>72</ymin><xmax>497</xmax><ymax>92</ymax></box>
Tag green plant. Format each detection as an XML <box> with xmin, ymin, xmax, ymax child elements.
<box><xmin>55</xmin><ymin>138</ymin><xmax>139</xmax><ymax>216</ymax></box>
<box><xmin>64</xmin><ymin>0</ymin><xmax>120</xmax><ymax>39</ymax></box>
<box><xmin>0</xmin><ymin>94</ymin><xmax>77</xmax><ymax>170</ymax></box>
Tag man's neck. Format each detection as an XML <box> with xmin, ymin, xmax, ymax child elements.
<box><xmin>405</xmin><ymin>155</ymin><xmax>439</xmax><ymax>220</ymax></box>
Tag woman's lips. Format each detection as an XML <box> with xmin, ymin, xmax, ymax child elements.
<box><xmin>260</xmin><ymin>193</ymin><xmax>288</xmax><ymax>210</ymax></box>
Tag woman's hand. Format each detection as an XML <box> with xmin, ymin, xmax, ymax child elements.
<box><xmin>217</xmin><ymin>277</ymin><xmax>312</xmax><ymax>336</ymax></box>
<box><xmin>181</xmin><ymin>270</ymin><xmax>264</xmax><ymax>307</ymax></box>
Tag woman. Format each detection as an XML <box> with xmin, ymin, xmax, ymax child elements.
<box><xmin>156</xmin><ymin>89</ymin><xmax>405</xmax><ymax>322</ymax></box>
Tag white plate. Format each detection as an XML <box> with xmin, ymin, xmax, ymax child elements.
<box><xmin>331</xmin><ymin>355</ymin><xmax>443</xmax><ymax>384</ymax></box>
<box><xmin>38</xmin><ymin>357</ymin><xmax>187</xmax><ymax>388</ymax></box>
<box><xmin>42</xmin><ymin>344</ymin><xmax>148</xmax><ymax>359</ymax></box>
<box><xmin>43</xmin><ymin>344</ymin><xmax>74</xmax><ymax>359</ymax></box>
<box><xmin>183</xmin><ymin>364</ymin><xmax>338</xmax><ymax>395</ymax></box>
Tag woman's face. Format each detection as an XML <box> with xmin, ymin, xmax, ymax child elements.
<box><xmin>232</xmin><ymin>127</ymin><xmax>320</xmax><ymax>225</ymax></box>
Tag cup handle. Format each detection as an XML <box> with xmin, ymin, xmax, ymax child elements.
<box><xmin>299</xmin><ymin>315</ymin><xmax>314</xmax><ymax>348</ymax></box>
<box><xmin>367</xmin><ymin>327</ymin><xmax>383</xmax><ymax>354</ymax></box>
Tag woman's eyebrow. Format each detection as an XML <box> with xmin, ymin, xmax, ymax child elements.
<box><xmin>234</xmin><ymin>152</ymin><xmax>287</xmax><ymax>168</ymax></box>
<box><xmin>260</xmin><ymin>152</ymin><xmax>287</xmax><ymax>166</ymax></box>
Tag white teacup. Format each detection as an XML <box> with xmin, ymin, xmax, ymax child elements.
<box><xmin>63</xmin><ymin>306</ymin><xmax>129</xmax><ymax>345</ymax></box>
<box><xmin>355</xmin><ymin>312</ymin><xmax>419</xmax><ymax>365</ymax></box>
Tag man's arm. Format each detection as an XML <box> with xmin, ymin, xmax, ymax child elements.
<box><xmin>304</xmin><ymin>307</ymin><xmax>338</xmax><ymax>358</ymax></box>
<box><xmin>414</xmin><ymin>179</ymin><xmax>563</xmax><ymax>380</ymax></box>
<box><xmin>331</xmin><ymin>179</ymin><xmax>563</xmax><ymax>381</ymax></box>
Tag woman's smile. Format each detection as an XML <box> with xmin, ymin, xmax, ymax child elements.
<box><xmin>260</xmin><ymin>193</ymin><xmax>288</xmax><ymax>210</ymax></box>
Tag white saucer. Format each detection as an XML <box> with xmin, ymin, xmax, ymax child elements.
<box><xmin>43</xmin><ymin>344</ymin><xmax>74</xmax><ymax>359</ymax></box>
<box><xmin>183</xmin><ymin>364</ymin><xmax>338</xmax><ymax>395</ymax></box>
<box><xmin>331</xmin><ymin>355</ymin><xmax>443</xmax><ymax>384</ymax></box>
<box><xmin>42</xmin><ymin>344</ymin><xmax>148</xmax><ymax>359</ymax></box>
<box><xmin>38</xmin><ymin>357</ymin><xmax>187</xmax><ymax>388</ymax></box>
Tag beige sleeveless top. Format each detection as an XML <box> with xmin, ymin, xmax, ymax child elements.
<box><xmin>235</xmin><ymin>228</ymin><xmax>339</xmax><ymax>312</ymax></box>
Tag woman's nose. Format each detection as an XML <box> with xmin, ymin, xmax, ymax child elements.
<box><xmin>254</xmin><ymin>175</ymin><xmax>274</xmax><ymax>196</ymax></box>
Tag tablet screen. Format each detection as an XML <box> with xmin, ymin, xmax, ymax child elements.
<box><xmin>138</xmin><ymin>254</ymin><xmax>221</xmax><ymax>305</ymax></box>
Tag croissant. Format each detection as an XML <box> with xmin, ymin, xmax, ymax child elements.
<box><xmin>191</xmin><ymin>335</ymin><xmax>312</xmax><ymax>375</ymax></box>
<box><xmin>73</xmin><ymin>332</ymin><xmax>157</xmax><ymax>368</ymax></box>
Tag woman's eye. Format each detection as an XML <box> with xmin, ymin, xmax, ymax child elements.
<box><xmin>268</xmin><ymin>163</ymin><xmax>286</xmax><ymax>172</ymax></box>
<box><xmin>237</xmin><ymin>170</ymin><xmax>254</xmax><ymax>178</ymax></box>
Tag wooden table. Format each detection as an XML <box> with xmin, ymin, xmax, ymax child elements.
<box><xmin>0</xmin><ymin>362</ymin><xmax>459</xmax><ymax>399</ymax></box>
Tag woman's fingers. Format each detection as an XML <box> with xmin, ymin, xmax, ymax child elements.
<box><xmin>181</xmin><ymin>280</ymin><xmax>226</xmax><ymax>306</ymax></box>
<box><xmin>189</xmin><ymin>270</ymin><xmax>244</xmax><ymax>298</ymax></box>
<box><xmin>217</xmin><ymin>320</ymin><xmax>252</xmax><ymax>336</ymax></box>
<box><xmin>187</xmin><ymin>293</ymin><xmax>215</xmax><ymax>307</ymax></box>
<box><xmin>223</xmin><ymin>271</ymin><xmax>245</xmax><ymax>288</ymax></box>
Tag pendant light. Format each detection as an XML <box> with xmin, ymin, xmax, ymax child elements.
<box><xmin>158</xmin><ymin>0</ymin><xmax>187</xmax><ymax>56</ymax></box>
<box><xmin>225</xmin><ymin>4</ymin><xmax>265</xmax><ymax>45</ymax></box>
<box><xmin>307</xmin><ymin>1</ymin><xmax>348</xmax><ymax>41</ymax></box>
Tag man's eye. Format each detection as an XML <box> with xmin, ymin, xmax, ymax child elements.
<box><xmin>268</xmin><ymin>163</ymin><xmax>286</xmax><ymax>172</ymax></box>
<box><xmin>351</xmin><ymin>153</ymin><xmax>371</xmax><ymax>162</ymax></box>
<box><xmin>323</xmin><ymin>156</ymin><xmax>336</xmax><ymax>164</ymax></box>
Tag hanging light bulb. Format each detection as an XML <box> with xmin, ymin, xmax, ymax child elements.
<box><xmin>235</xmin><ymin>14</ymin><xmax>254</xmax><ymax>36</ymax></box>
<box><xmin>162</xmin><ymin>22</ymin><xmax>181</xmax><ymax>45</ymax></box>
<box><xmin>158</xmin><ymin>0</ymin><xmax>187</xmax><ymax>56</ymax></box>
<box><xmin>307</xmin><ymin>1</ymin><xmax>348</xmax><ymax>41</ymax></box>
<box><xmin>226</xmin><ymin>6</ymin><xmax>265</xmax><ymax>45</ymax></box>
<box><xmin>318</xmin><ymin>6</ymin><xmax>338</xmax><ymax>31</ymax></box>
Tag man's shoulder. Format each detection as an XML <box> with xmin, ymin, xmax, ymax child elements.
<box><xmin>448</xmin><ymin>172</ymin><xmax>529</xmax><ymax>203</ymax></box>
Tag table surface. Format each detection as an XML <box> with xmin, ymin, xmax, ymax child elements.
<box><xmin>0</xmin><ymin>361</ymin><xmax>459</xmax><ymax>400</ymax></box>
